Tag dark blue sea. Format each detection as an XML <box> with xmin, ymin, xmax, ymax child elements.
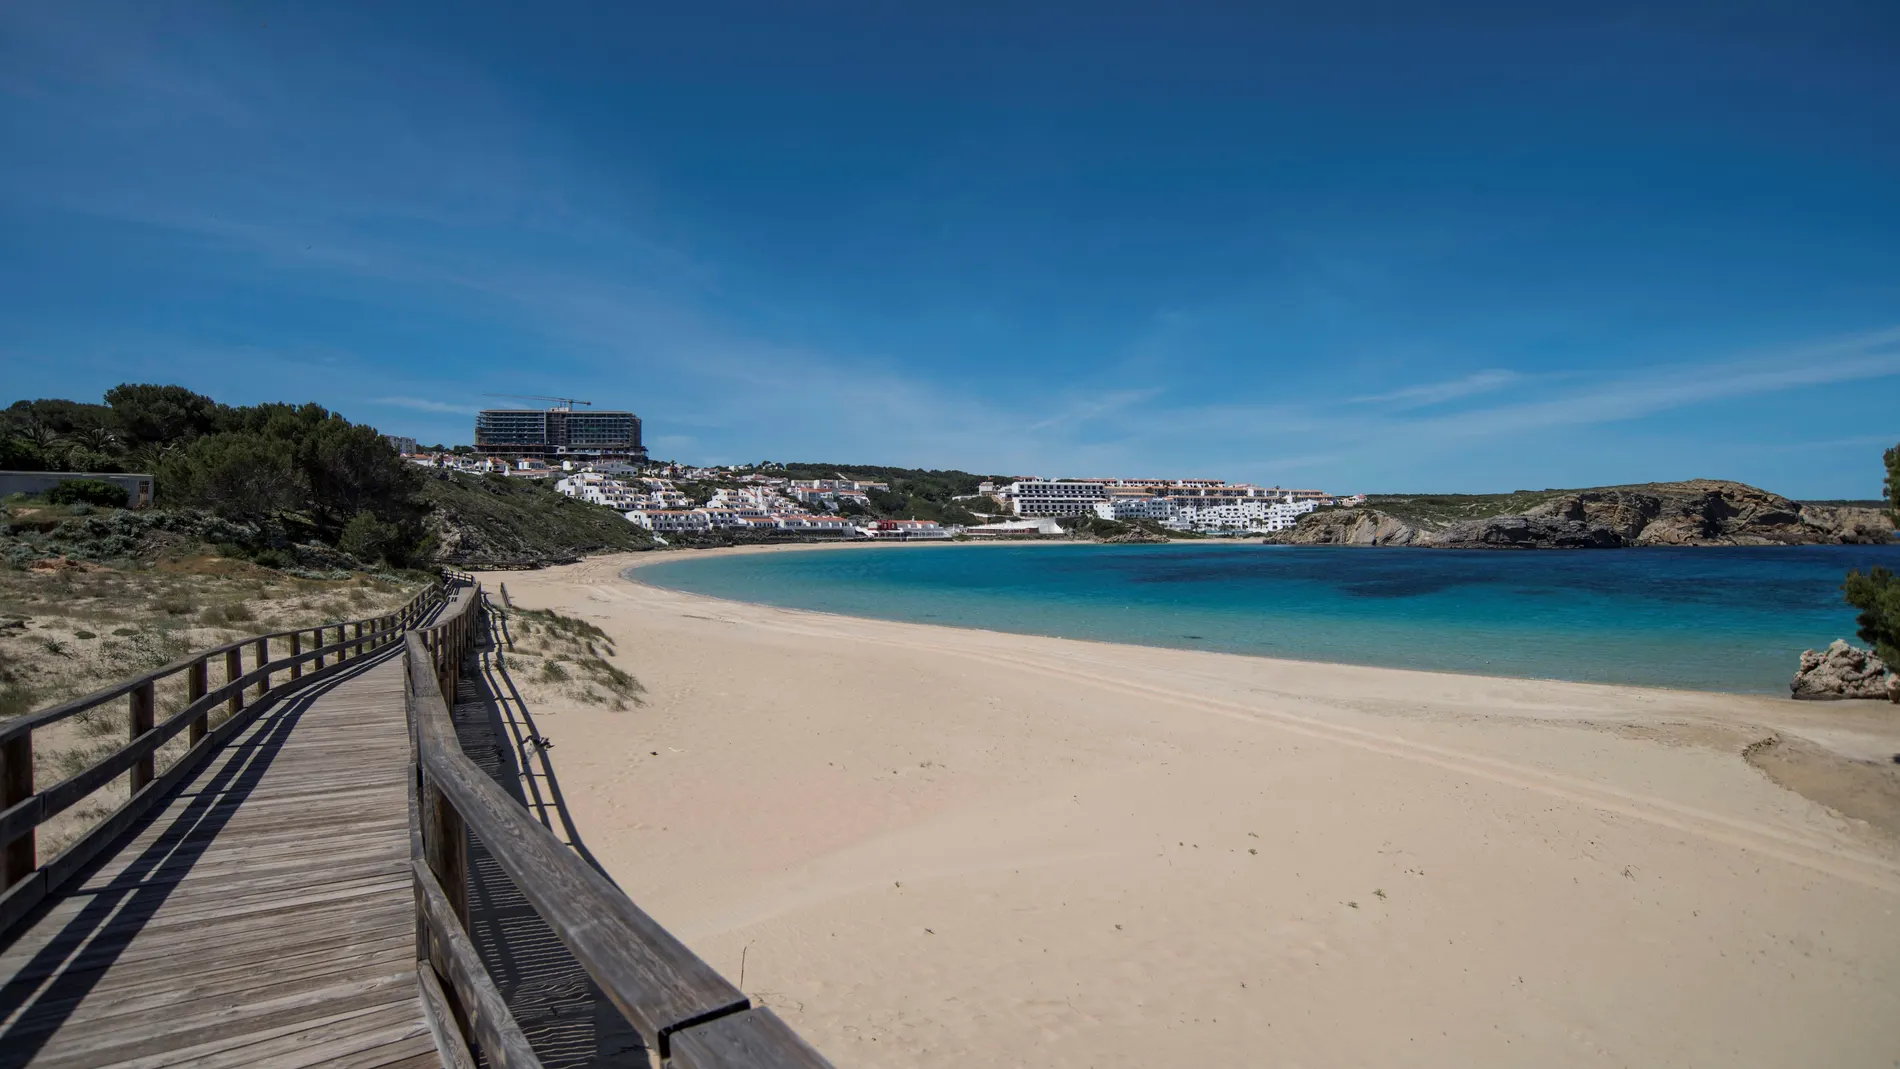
<box><xmin>633</xmin><ymin>543</ymin><xmax>1900</xmax><ymax>694</ymax></box>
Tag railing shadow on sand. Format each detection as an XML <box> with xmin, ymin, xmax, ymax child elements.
<box><xmin>408</xmin><ymin>580</ymin><xmax>834</xmax><ymax>1069</ymax></box>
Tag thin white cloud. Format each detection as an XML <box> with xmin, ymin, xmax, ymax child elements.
<box><xmin>1412</xmin><ymin>326</ymin><xmax>1900</xmax><ymax>441</ymax></box>
<box><xmin>1350</xmin><ymin>370</ymin><xmax>1521</xmax><ymax>408</ymax></box>
<box><xmin>369</xmin><ymin>396</ymin><xmax>483</xmax><ymax>415</ymax></box>
<box><xmin>1025</xmin><ymin>389</ymin><xmax>1160</xmax><ymax>432</ymax></box>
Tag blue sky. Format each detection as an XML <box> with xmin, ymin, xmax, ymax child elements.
<box><xmin>3</xmin><ymin>2</ymin><xmax>1897</xmax><ymax>496</ymax></box>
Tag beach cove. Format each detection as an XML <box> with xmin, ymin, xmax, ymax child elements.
<box><xmin>477</xmin><ymin>545</ymin><xmax>1900</xmax><ymax>1068</ymax></box>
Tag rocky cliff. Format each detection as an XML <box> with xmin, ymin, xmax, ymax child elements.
<box><xmin>1271</xmin><ymin>480</ymin><xmax>1895</xmax><ymax>549</ymax></box>
<box><xmin>1267</xmin><ymin>508</ymin><xmax>1423</xmax><ymax>546</ymax></box>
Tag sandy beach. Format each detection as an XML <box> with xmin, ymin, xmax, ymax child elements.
<box><xmin>478</xmin><ymin>545</ymin><xmax>1900</xmax><ymax>1068</ymax></box>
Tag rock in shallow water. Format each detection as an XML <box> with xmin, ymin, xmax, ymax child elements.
<box><xmin>1790</xmin><ymin>639</ymin><xmax>1893</xmax><ymax>700</ymax></box>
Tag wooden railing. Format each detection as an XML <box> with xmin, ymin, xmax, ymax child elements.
<box><xmin>407</xmin><ymin>581</ymin><xmax>833</xmax><ymax>1068</ymax></box>
<box><xmin>0</xmin><ymin>579</ymin><xmax>449</xmax><ymax>936</ymax></box>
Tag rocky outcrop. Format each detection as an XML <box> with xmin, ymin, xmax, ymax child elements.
<box><xmin>1798</xmin><ymin>504</ymin><xmax>1898</xmax><ymax>545</ymax></box>
<box><xmin>1432</xmin><ymin>514</ymin><xmax>1625</xmax><ymax>549</ymax></box>
<box><xmin>1790</xmin><ymin>640</ymin><xmax>1893</xmax><ymax>700</ymax></box>
<box><xmin>1273</xmin><ymin>481</ymin><xmax>1894</xmax><ymax>550</ymax></box>
<box><xmin>1272</xmin><ymin>508</ymin><xmax>1423</xmax><ymax>546</ymax></box>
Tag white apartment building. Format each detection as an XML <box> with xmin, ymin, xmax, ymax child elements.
<box><xmin>1169</xmin><ymin>503</ymin><xmax>1252</xmax><ymax>531</ymax></box>
<box><xmin>1003</xmin><ymin>480</ymin><xmax>1113</xmax><ymax>517</ymax></box>
<box><xmin>1164</xmin><ymin>495</ymin><xmax>1319</xmax><ymax>533</ymax></box>
<box><xmin>1092</xmin><ymin>495</ymin><xmax>1177</xmax><ymax>522</ymax></box>
<box><xmin>862</xmin><ymin>519</ymin><xmax>952</xmax><ymax>540</ymax></box>
<box><xmin>776</xmin><ymin>514</ymin><xmax>854</xmax><ymax>533</ymax></box>
<box><xmin>555</xmin><ymin>472</ymin><xmax>648</xmax><ymax>510</ymax></box>
<box><xmin>1262</xmin><ymin>497</ymin><xmax>1319</xmax><ymax>531</ymax></box>
<box><xmin>1004</xmin><ymin>477</ymin><xmax>1306</xmax><ymax>517</ymax></box>
<box><xmin>625</xmin><ymin>509</ymin><xmax>712</xmax><ymax>533</ymax></box>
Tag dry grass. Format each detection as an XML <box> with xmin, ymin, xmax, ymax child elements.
<box><xmin>490</xmin><ymin>589</ymin><xmax>644</xmax><ymax>711</ymax></box>
<box><xmin>0</xmin><ymin>553</ymin><xmax>423</xmax><ymax>864</ymax></box>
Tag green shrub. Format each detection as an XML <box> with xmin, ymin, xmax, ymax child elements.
<box><xmin>0</xmin><ymin>683</ymin><xmax>38</xmax><ymax>719</ymax></box>
<box><xmin>46</xmin><ymin>478</ymin><xmax>126</xmax><ymax>508</ymax></box>
<box><xmin>199</xmin><ymin>602</ymin><xmax>255</xmax><ymax>626</ymax></box>
<box><xmin>155</xmin><ymin>593</ymin><xmax>194</xmax><ymax>616</ymax></box>
<box><xmin>1841</xmin><ymin>443</ymin><xmax>1900</xmax><ymax>675</ymax></box>
<box><xmin>339</xmin><ymin>510</ymin><xmax>401</xmax><ymax>565</ymax></box>
<box><xmin>251</xmin><ymin>548</ymin><xmax>293</xmax><ymax>570</ymax></box>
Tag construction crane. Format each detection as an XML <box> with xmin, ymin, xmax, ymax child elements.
<box><xmin>482</xmin><ymin>393</ymin><xmax>593</xmax><ymax>411</ymax></box>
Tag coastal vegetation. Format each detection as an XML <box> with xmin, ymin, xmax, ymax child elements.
<box><xmin>5</xmin><ymin>384</ymin><xmax>431</xmax><ymax>565</ymax></box>
<box><xmin>1842</xmin><ymin>443</ymin><xmax>1900</xmax><ymax>677</ymax></box>
<box><xmin>1274</xmin><ymin>479</ymin><xmax>1894</xmax><ymax>549</ymax></box>
<box><xmin>1057</xmin><ymin>515</ymin><xmax>1186</xmax><ymax>542</ymax></box>
<box><xmin>767</xmin><ymin>462</ymin><xmax>999</xmax><ymax>524</ymax></box>
<box><xmin>2</xmin><ymin>384</ymin><xmax>653</xmax><ymax>570</ymax></box>
<box><xmin>491</xmin><ymin>584</ymin><xmax>644</xmax><ymax>709</ymax></box>
<box><xmin>423</xmin><ymin>470</ymin><xmax>653</xmax><ymax>566</ymax></box>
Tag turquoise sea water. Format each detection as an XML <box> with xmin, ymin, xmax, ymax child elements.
<box><xmin>632</xmin><ymin>543</ymin><xmax>1900</xmax><ymax>694</ymax></box>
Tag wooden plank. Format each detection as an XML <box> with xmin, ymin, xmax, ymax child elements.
<box><xmin>54</xmin><ymin>1000</ymin><xmax>430</xmax><ymax>1069</ymax></box>
<box><xmin>671</xmin><ymin>1007</ymin><xmax>836</xmax><ymax>1069</ymax></box>
<box><xmin>1</xmin><ymin>907</ymin><xmax>413</xmax><ymax>987</ymax></box>
<box><xmin>3</xmin><ymin>930</ymin><xmax>416</xmax><ymax>1004</ymax></box>
<box><xmin>22</xmin><ymin>972</ymin><xmax>421</xmax><ymax>1068</ymax></box>
<box><xmin>9</xmin><ymin>942</ymin><xmax>420</xmax><ymax>1039</ymax></box>
<box><xmin>78</xmin><ymin>840</ymin><xmax>404</xmax><ymax>892</ymax></box>
<box><xmin>22</xmin><ymin>875</ymin><xmax>413</xmax><ymax>946</ymax></box>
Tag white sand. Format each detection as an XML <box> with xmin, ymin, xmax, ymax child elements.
<box><xmin>479</xmin><ymin>546</ymin><xmax>1900</xmax><ymax>1068</ymax></box>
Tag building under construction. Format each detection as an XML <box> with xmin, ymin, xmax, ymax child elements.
<box><xmin>473</xmin><ymin>396</ymin><xmax>646</xmax><ymax>462</ymax></box>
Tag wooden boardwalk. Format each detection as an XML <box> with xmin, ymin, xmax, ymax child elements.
<box><xmin>0</xmin><ymin>652</ymin><xmax>435</xmax><ymax>1069</ymax></box>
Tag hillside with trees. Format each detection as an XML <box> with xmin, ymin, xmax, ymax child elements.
<box><xmin>2</xmin><ymin>385</ymin><xmax>648</xmax><ymax>570</ymax></box>
<box><xmin>1843</xmin><ymin>444</ymin><xmax>1900</xmax><ymax>688</ymax></box>
<box><xmin>766</xmin><ymin>462</ymin><xmax>1004</xmax><ymax>525</ymax></box>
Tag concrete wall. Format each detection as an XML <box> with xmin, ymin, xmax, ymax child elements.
<box><xmin>0</xmin><ymin>471</ymin><xmax>156</xmax><ymax>508</ymax></box>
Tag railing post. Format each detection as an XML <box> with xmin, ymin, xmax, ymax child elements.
<box><xmin>290</xmin><ymin>631</ymin><xmax>302</xmax><ymax>679</ymax></box>
<box><xmin>226</xmin><ymin>648</ymin><xmax>244</xmax><ymax>715</ymax></box>
<box><xmin>337</xmin><ymin>623</ymin><xmax>348</xmax><ymax>662</ymax></box>
<box><xmin>314</xmin><ymin>628</ymin><xmax>326</xmax><ymax>671</ymax></box>
<box><xmin>129</xmin><ymin>680</ymin><xmax>156</xmax><ymax>794</ymax></box>
<box><xmin>354</xmin><ymin>620</ymin><xmax>364</xmax><ymax>657</ymax></box>
<box><xmin>187</xmin><ymin>657</ymin><xmax>209</xmax><ymax>746</ymax></box>
<box><xmin>253</xmin><ymin>638</ymin><xmax>268</xmax><ymax>697</ymax></box>
<box><xmin>1</xmin><ymin>733</ymin><xmax>33</xmax><ymax>889</ymax></box>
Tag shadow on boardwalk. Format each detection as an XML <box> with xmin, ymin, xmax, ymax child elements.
<box><xmin>0</xmin><ymin>656</ymin><xmax>392</xmax><ymax>1069</ymax></box>
<box><xmin>452</xmin><ymin>604</ymin><xmax>647</xmax><ymax>1068</ymax></box>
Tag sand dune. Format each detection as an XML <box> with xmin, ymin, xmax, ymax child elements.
<box><xmin>478</xmin><ymin>546</ymin><xmax>1900</xmax><ymax>1068</ymax></box>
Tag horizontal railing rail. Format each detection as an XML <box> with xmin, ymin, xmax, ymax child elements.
<box><xmin>406</xmin><ymin>583</ymin><xmax>833</xmax><ymax>1068</ymax></box>
<box><xmin>0</xmin><ymin>578</ymin><xmax>447</xmax><ymax>937</ymax></box>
